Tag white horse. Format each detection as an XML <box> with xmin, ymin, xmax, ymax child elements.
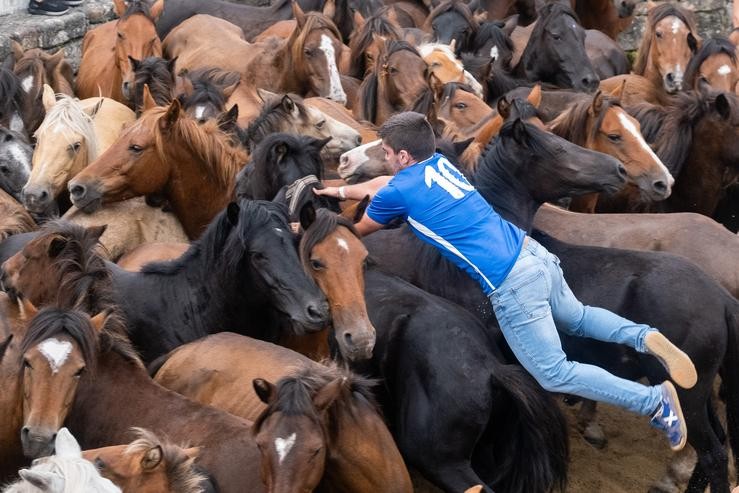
<box><xmin>3</xmin><ymin>428</ymin><xmax>120</xmax><ymax>493</ymax></box>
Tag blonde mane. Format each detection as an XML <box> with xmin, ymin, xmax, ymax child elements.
<box><xmin>34</xmin><ymin>94</ymin><xmax>100</xmax><ymax>161</ymax></box>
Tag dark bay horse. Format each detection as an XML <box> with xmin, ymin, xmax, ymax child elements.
<box><xmin>1</xmin><ymin>202</ymin><xmax>330</xmax><ymax>365</ymax></box>
<box><xmin>0</xmin><ymin>54</ymin><xmax>29</xmax><ymax>139</ymax></box>
<box><xmin>68</xmin><ymin>98</ymin><xmax>246</xmax><ymax>239</ymax></box>
<box><xmin>235</xmin><ymin>133</ymin><xmax>329</xmax><ymax>202</ymax></box>
<box><xmin>423</xmin><ymin>0</ymin><xmax>479</xmax><ymax>54</ymax></box>
<box><xmin>12</xmin><ymin>303</ymin><xmax>264</xmax><ymax>493</ymax></box>
<box><xmin>130</xmin><ymin>56</ymin><xmax>176</xmax><ymax>115</ymax></box>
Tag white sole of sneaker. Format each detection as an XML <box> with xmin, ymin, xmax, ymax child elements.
<box><xmin>645</xmin><ymin>332</ymin><xmax>698</xmax><ymax>389</ymax></box>
<box><xmin>662</xmin><ymin>381</ymin><xmax>688</xmax><ymax>451</ymax></box>
<box><xmin>28</xmin><ymin>8</ymin><xmax>71</xmax><ymax>15</ymax></box>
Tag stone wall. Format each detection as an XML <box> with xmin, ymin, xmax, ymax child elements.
<box><xmin>618</xmin><ymin>0</ymin><xmax>733</xmax><ymax>51</ymax></box>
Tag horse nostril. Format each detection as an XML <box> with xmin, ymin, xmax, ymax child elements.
<box><xmin>617</xmin><ymin>163</ymin><xmax>627</xmax><ymax>179</ymax></box>
<box><xmin>665</xmin><ymin>73</ymin><xmax>675</xmax><ymax>83</ymax></box>
<box><xmin>339</xmin><ymin>154</ymin><xmax>349</xmax><ymax>168</ymax></box>
<box><xmin>70</xmin><ymin>184</ymin><xmax>86</xmax><ymax>199</ymax></box>
<box><xmin>344</xmin><ymin>331</ymin><xmax>354</xmax><ymax>344</ymax></box>
<box><xmin>21</xmin><ymin>426</ymin><xmax>29</xmax><ymax>438</ymax></box>
<box><xmin>653</xmin><ymin>180</ymin><xmax>668</xmax><ymax>193</ymax></box>
<box><xmin>38</xmin><ymin>190</ymin><xmax>48</xmax><ymax>200</ymax></box>
<box><xmin>306</xmin><ymin>301</ymin><xmax>328</xmax><ymax>323</ymax></box>
<box><xmin>354</xmin><ymin>135</ymin><xmax>362</xmax><ymax>146</ymax></box>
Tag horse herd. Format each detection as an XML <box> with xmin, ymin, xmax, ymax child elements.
<box><xmin>0</xmin><ymin>0</ymin><xmax>739</xmax><ymax>491</ymax></box>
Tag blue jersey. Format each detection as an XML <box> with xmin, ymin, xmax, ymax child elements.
<box><xmin>366</xmin><ymin>153</ymin><xmax>525</xmax><ymax>295</ymax></box>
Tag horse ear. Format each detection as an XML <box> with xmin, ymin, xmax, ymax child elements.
<box><xmin>17</xmin><ymin>297</ymin><xmax>38</xmax><ymax>321</ymax></box>
<box><xmin>299</xmin><ymin>201</ymin><xmax>317</xmax><ymax>231</ymax></box>
<box><xmin>128</xmin><ymin>56</ymin><xmax>141</xmax><ymax>72</ymax></box>
<box><xmin>1</xmin><ymin>53</ymin><xmax>14</xmax><ymax>71</ymax></box>
<box><xmin>527</xmin><ymin>84</ymin><xmax>542</xmax><ymax>108</ymax></box>
<box><xmin>687</xmin><ymin>32</ymin><xmax>698</xmax><ymax>53</ymax></box>
<box><xmin>497</xmin><ymin>96</ymin><xmax>511</xmax><ymax>119</ymax></box>
<box><xmin>292</xmin><ymin>1</ymin><xmax>307</xmax><ymax>30</ymax></box>
<box><xmin>48</xmin><ymin>236</ymin><xmax>66</xmax><ymax>258</ymax></box>
<box><xmin>183</xmin><ymin>446</ymin><xmax>200</xmax><ymax>460</ymax></box>
<box><xmin>464</xmin><ymin>486</ymin><xmax>484</xmax><ymax>493</ymax></box>
<box><xmin>322</xmin><ymin>0</ymin><xmax>336</xmax><ymax>20</ymax></box>
<box><xmin>167</xmin><ymin>56</ymin><xmax>178</xmax><ymax>75</ymax></box>
<box><xmin>218</xmin><ymin>104</ymin><xmax>239</xmax><ymax>132</ymax></box>
<box><xmin>511</xmin><ymin>118</ymin><xmax>528</xmax><ymax>144</ymax></box>
<box><xmin>257</xmin><ymin>88</ymin><xmax>277</xmax><ymax>103</ymax></box>
<box><xmin>0</xmin><ymin>334</ymin><xmax>12</xmax><ymax>361</ymax></box>
<box><xmin>313</xmin><ymin>136</ymin><xmax>332</xmax><ymax>151</ymax></box>
<box><xmin>46</xmin><ymin>49</ymin><xmax>64</xmax><ymax>69</ymax></box>
<box><xmin>386</xmin><ymin>6</ymin><xmax>400</xmax><ymax>27</ymax></box>
<box><xmin>313</xmin><ymin>377</ymin><xmax>343</xmax><ymax>412</ymax></box>
<box><xmin>89</xmin><ymin>311</ymin><xmax>108</xmax><ymax>334</ymax></box>
<box><xmin>274</xmin><ymin>143</ymin><xmax>288</xmax><ymax>164</ymax></box>
<box><xmin>55</xmin><ymin>428</ymin><xmax>82</xmax><ymax>459</ymax></box>
<box><xmin>281</xmin><ymin>95</ymin><xmax>299</xmax><ymax>118</ymax></box>
<box><xmin>141</xmin><ymin>445</ymin><xmax>163</xmax><ymax>470</ymax></box>
<box><xmin>42</xmin><ymin>84</ymin><xmax>56</xmax><ymax>112</ymax></box>
<box><xmin>142</xmin><ymin>84</ymin><xmax>158</xmax><ymax>111</ymax></box>
<box><xmin>19</xmin><ymin>469</ymin><xmax>61</xmax><ymax>491</ymax></box>
<box><xmin>11</xmin><ymin>40</ymin><xmax>24</xmax><ymax>64</ymax></box>
<box><xmin>253</xmin><ymin>378</ymin><xmax>276</xmax><ymax>404</ymax></box>
<box><xmin>428</xmin><ymin>73</ymin><xmax>445</xmax><ymax>100</ymax></box>
<box><xmin>589</xmin><ymin>90</ymin><xmax>604</xmax><ymax>116</ymax></box>
<box><xmin>222</xmin><ymin>80</ymin><xmax>240</xmax><ymax>100</ymax></box>
<box><xmin>609</xmin><ymin>79</ymin><xmax>626</xmax><ymax>100</ymax></box>
<box><xmin>160</xmin><ymin>99</ymin><xmax>181</xmax><ymax>131</ymax></box>
<box><xmin>86</xmin><ymin>98</ymin><xmax>105</xmax><ymax>120</ymax></box>
<box><xmin>149</xmin><ymin>0</ymin><xmax>164</xmax><ymax>21</ymax></box>
<box><xmin>113</xmin><ymin>0</ymin><xmax>127</xmax><ymax>17</ymax></box>
<box><xmin>473</xmin><ymin>10</ymin><xmax>488</xmax><ymax>24</ymax></box>
<box><xmin>353</xmin><ymin>10</ymin><xmax>365</xmax><ymax>29</ymax></box>
<box><xmin>715</xmin><ymin>93</ymin><xmax>731</xmax><ymax>120</ymax></box>
<box><xmin>448</xmin><ymin>39</ymin><xmax>457</xmax><ymax>54</ymax></box>
<box><xmin>646</xmin><ymin>0</ymin><xmax>656</xmax><ymax>10</ymax></box>
<box><xmin>340</xmin><ymin>194</ymin><xmax>370</xmax><ymax>224</ymax></box>
<box><xmin>226</xmin><ymin>202</ymin><xmax>240</xmax><ymax>226</ymax></box>
<box><xmin>453</xmin><ymin>137</ymin><xmax>475</xmax><ymax>156</ymax></box>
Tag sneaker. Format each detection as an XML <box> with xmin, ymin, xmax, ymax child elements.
<box><xmin>60</xmin><ymin>0</ymin><xmax>83</xmax><ymax>6</ymax></box>
<box><xmin>650</xmin><ymin>381</ymin><xmax>687</xmax><ymax>451</ymax></box>
<box><xmin>644</xmin><ymin>331</ymin><xmax>697</xmax><ymax>389</ymax></box>
<box><xmin>28</xmin><ymin>0</ymin><xmax>70</xmax><ymax>15</ymax></box>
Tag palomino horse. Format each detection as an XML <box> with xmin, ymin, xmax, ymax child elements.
<box><xmin>11</xmin><ymin>41</ymin><xmax>74</xmax><ymax>137</ymax></box>
<box><xmin>632</xmin><ymin>3</ymin><xmax>700</xmax><ymax>94</ymax></box>
<box><xmin>684</xmin><ymin>37</ymin><xmax>739</xmax><ymax>93</ymax></box>
<box><xmin>76</xmin><ymin>0</ymin><xmax>163</xmax><ymax>104</ymax></box>
<box><xmin>548</xmin><ymin>88</ymin><xmax>674</xmax><ymax>212</ymax></box>
<box><xmin>11</xmin><ymin>302</ymin><xmax>264</xmax><ymax>493</ymax></box>
<box><xmin>423</xmin><ymin>0</ymin><xmax>482</xmax><ymax>54</ymax></box>
<box><xmin>236</xmin><ymin>133</ymin><xmax>329</xmax><ymax>201</ymax></box>
<box><xmin>3</xmin><ymin>428</ymin><xmax>121</xmax><ymax>493</ymax></box>
<box><xmin>244</xmin><ymin>90</ymin><xmax>360</xmax><ymax>159</ymax></box>
<box><xmin>23</xmin><ymin>86</ymin><xmax>135</xmax><ymax>217</ymax></box>
<box><xmin>0</xmin><ymin>126</ymin><xmax>31</xmax><ymax>202</ymax></box>
<box><xmin>356</xmin><ymin>40</ymin><xmax>433</xmax><ymax>125</ymax></box>
<box><xmin>82</xmin><ymin>428</ymin><xmax>210</xmax><ymax>493</ymax></box>
<box><xmin>68</xmin><ymin>98</ymin><xmax>246</xmax><ymax>239</ymax></box>
<box><xmin>152</xmin><ymin>336</ymin><xmax>407</xmax><ymax>492</ymax></box>
<box><xmin>420</xmin><ymin>42</ymin><xmax>484</xmax><ymax>98</ymax></box>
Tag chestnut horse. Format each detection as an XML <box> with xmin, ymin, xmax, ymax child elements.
<box><xmin>12</xmin><ymin>303</ymin><xmax>264</xmax><ymax>493</ymax></box>
<box><xmin>0</xmin><ymin>190</ymin><xmax>34</xmax><ymax>246</ymax></box>
<box><xmin>356</xmin><ymin>40</ymin><xmax>433</xmax><ymax>126</ymax></box>
<box><xmin>632</xmin><ymin>3</ymin><xmax>700</xmax><ymax>95</ymax></box>
<box><xmin>420</xmin><ymin>42</ymin><xmax>484</xmax><ymax>98</ymax></box>
<box><xmin>684</xmin><ymin>37</ymin><xmax>739</xmax><ymax>93</ymax></box>
<box><xmin>82</xmin><ymin>428</ymin><xmax>210</xmax><ymax>493</ymax></box>
<box><xmin>68</xmin><ymin>98</ymin><xmax>246</xmax><ymax>239</ymax></box>
<box><xmin>76</xmin><ymin>0</ymin><xmax>163</xmax><ymax>104</ymax></box>
<box><xmin>573</xmin><ymin>0</ymin><xmax>637</xmax><ymax>40</ymax></box>
<box><xmin>347</xmin><ymin>8</ymin><xmax>402</xmax><ymax>78</ymax></box>
<box><xmin>23</xmin><ymin>86</ymin><xmax>136</xmax><ymax>217</ymax></box>
<box><xmin>434</xmin><ymin>82</ymin><xmax>495</xmax><ymax>141</ymax></box>
<box><xmin>548</xmin><ymin>88</ymin><xmax>673</xmax><ymax>212</ymax></box>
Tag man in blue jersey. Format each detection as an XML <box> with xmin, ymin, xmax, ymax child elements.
<box><xmin>316</xmin><ymin>111</ymin><xmax>697</xmax><ymax>451</ymax></box>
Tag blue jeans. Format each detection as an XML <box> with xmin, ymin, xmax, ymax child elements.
<box><xmin>489</xmin><ymin>237</ymin><xmax>662</xmax><ymax>416</ymax></box>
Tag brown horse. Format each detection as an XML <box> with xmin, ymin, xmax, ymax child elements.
<box><xmin>347</xmin><ymin>8</ymin><xmax>403</xmax><ymax>78</ymax></box>
<box><xmin>82</xmin><ymin>428</ymin><xmax>207</xmax><ymax>493</ymax></box>
<box><xmin>76</xmin><ymin>0</ymin><xmax>163</xmax><ymax>104</ymax></box>
<box><xmin>684</xmin><ymin>37</ymin><xmax>739</xmax><ymax>93</ymax></box>
<box><xmin>67</xmin><ymin>98</ymin><xmax>246</xmax><ymax>239</ymax></box>
<box><xmin>632</xmin><ymin>3</ymin><xmax>700</xmax><ymax>94</ymax></box>
<box><xmin>356</xmin><ymin>39</ymin><xmax>433</xmax><ymax>125</ymax></box>
<box><xmin>420</xmin><ymin>42</ymin><xmax>484</xmax><ymax>98</ymax></box>
<box><xmin>599</xmin><ymin>73</ymin><xmax>669</xmax><ymax>106</ymax></box>
<box><xmin>11</xmin><ymin>41</ymin><xmax>74</xmax><ymax>136</ymax></box>
<box><xmin>116</xmin><ymin>242</ymin><xmax>189</xmax><ymax>272</ymax></box>
<box><xmin>573</xmin><ymin>0</ymin><xmax>637</xmax><ymax>40</ymax></box>
<box><xmin>0</xmin><ymin>189</ymin><xmax>35</xmax><ymax>242</ymax></box>
<box><xmin>151</xmin><ymin>336</ymin><xmax>412</xmax><ymax>493</ymax></box>
<box><xmin>548</xmin><ymin>87</ymin><xmax>674</xmax><ymax>212</ymax></box>
<box><xmin>434</xmin><ymin>82</ymin><xmax>495</xmax><ymax>141</ymax></box>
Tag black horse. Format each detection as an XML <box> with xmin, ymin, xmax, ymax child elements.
<box><xmin>425</xmin><ymin>0</ymin><xmax>479</xmax><ymax>54</ymax></box>
<box><xmin>108</xmin><ymin>200</ymin><xmax>330</xmax><ymax>363</ymax></box>
<box><xmin>364</xmin><ymin>100</ymin><xmax>739</xmax><ymax>493</ymax></box>
<box><xmin>130</xmin><ymin>56</ymin><xmax>176</xmax><ymax>115</ymax></box>
<box><xmin>235</xmin><ymin>133</ymin><xmax>329</xmax><ymax>201</ymax></box>
<box><xmin>0</xmin><ymin>54</ymin><xmax>28</xmax><ymax>140</ymax></box>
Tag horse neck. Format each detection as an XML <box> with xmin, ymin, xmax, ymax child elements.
<box><xmin>0</xmin><ymin>352</ymin><xmax>24</xmax><ymax>477</ymax></box>
<box><xmin>159</xmin><ymin>134</ymin><xmax>238</xmax><ymax>239</ymax></box>
<box><xmin>375</xmin><ymin>75</ymin><xmax>399</xmax><ymax>125</ymax></box>
<box><xmin>474</xmin><ymin>144</ymin><xmax>540</xmax><ymax>231</ymax></box>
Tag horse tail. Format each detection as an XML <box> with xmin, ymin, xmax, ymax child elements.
<box><xmin>487</xmin><ymin>363</ymin><xmax>569</xmax><ymax>493</ymax></box>
<box><xmin>721</xmin><ymin>302</ymin><xmax>739</xmax><ymax>474</ymax></box>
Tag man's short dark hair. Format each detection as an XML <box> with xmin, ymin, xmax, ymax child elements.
<box><xmin>378</xmin><ymin>112</ymin><xmax>435</xmax><ymax>161</ymax></box>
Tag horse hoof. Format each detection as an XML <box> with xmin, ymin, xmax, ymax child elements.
<box><xmin>582</xmin><ymin>422</ymin><xmax>607</xmax><ymax>449</ymax></box>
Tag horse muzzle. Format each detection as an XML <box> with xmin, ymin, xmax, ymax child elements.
<box><xmin>21</xmin><ymin>184</ymin><xmax>53</xmax><ymax>214</ymax></box>
<box><xmin>337</xmin><ymin>325</ymin><xmax>376</xmax><ymax>362</ymax></box>
<box><xmin>663</xmin><ymin>71</ymin><xmax>684</xmax><ymax>94</ymax></box>
<box><xmin>21</xmin><ymin>426</ymin><xmax>57</xmax><ymax>459</ymax></box>
<box><xmin>68</xmin><ymin>179</ymin><xmax>103</xmax><ymax>213</ymax></box>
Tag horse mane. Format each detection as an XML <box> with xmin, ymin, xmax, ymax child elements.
<box><xmin>348</xmin><ymin>7</ymin><xmax>402</xmax><ymax>78</ymax></box>
<box><xmin>244</xmin><ymin>93</ymin><xmax>309</xmax><ymax>150</ymax></box>
<box><xmin>289</xmin><ymin>11</ymin><xmax>342</xmax><ymax>73</ymax></box>
<box><xmin>418</xmin><ymin>42</ymin><xmax>462</xmax><ymax>68</ymax></box>
<box><xmin>0</xmin><ymin>63</ymin><xmax>25</xmax><ymax>121</ymax></box>
<box><xmin>253</xmin><ymin>361</ymin><xmax>380</xmax><ymax>439</ymax></box>
<box><xmin>34</xmin><ymin>93</ymin><xmax>99</xmax><ymax>160</ymax></box>
<box><xmin>299</xmin><ymin>208</ymin><xmax>358</xmax><ymax>272</ymax></box>
<box><xmin>549</xmin><ymin>93</ymin><xmax>620</xmax><ymax>146</ymax></box>
<box><xmin>424</xmin><ymin>0</ymin><xmax>479</xmax><ymax>33</ymax></box>
<box><xmin>125</xmin><ymin>428</ymin><xmax>206</xmax><ymax>493</ymax></box>
<box><xmin>142</xmin><ymin>199</ymin><xmax>290</xmax><ymax>276</ymax></box>
<box><xmin>684</xmin><ymin>37</ymin><xmax>737</xmax><ymax>87</ymax></box>
<box><xmin>133</xmin><ymin>57</ymin><xmax>175</xmax><ymax>111</ymax></box>
<box><xmin>473</xmin><ymin>21</ymin><xmax>515</xmax><ymax>67</ymax></box>
<box><xmin>633</xmin><ymin>3</ymin><xmax>698</xmax><ymax>76</ymax></box>
<box><xmin>142</xmin><ymin>106</ymin><xmax>245</xmax><ymax>190</ymax></box>
<box><xmin>357</xmin><ymin>71</ymin><xmax>380</xmax><ymax>123</ymax></box>
<box><xmin>179</xmin><ymin>67</ymin><xmax>240</xmax><ymax>113</ymax></box>
<box><xmin>13</xmin><ymin>53</ymin><xmax>45</xmax><ymax>98</ymax></box>
<box><xmin>0</xmin><ymin>188</ymin><xmax>35</xmax><ymax>241</ymax></box>
<box><xmin>627</xmin><ymin>90</ymin><xmax>714</xmax><ymax>176</ymax></box>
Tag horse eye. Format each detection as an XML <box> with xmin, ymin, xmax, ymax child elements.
<box><xmin>655</xmin><ymin>31</ymin><xmax>663</xmax><ymax>39</ymax></box>
<box><xmin>310</xmin><ymin>259</ymin><xmax>324</xmax><ymax>270</ymax></box>
<box><xmin>117</xmin><ymin>32</ymin><xmax>124</xmax><ymax>40</ymax></box>
<box><xmin>251</xmin><ymin>252</ymin><xmax>267</xmax><ymax>262</ymax></box>
<box><xmin>551</xmin><ymin>33</ymin><xmax>561</xmax><ymax>41</ymax></box>
<box><xmin>23</xmin><ymin>359</ymin><xmax>32</xmax><ymax>370</ymax></box>
<box><xmin>431</xmin><ymin>62</ymin><xmax>441</xmax><ymax>68</ymax></box>
<box><xmin>454</xmin><ymin>102</ymin><xmax>467</xmax><ymax>110</ymax></box>
<box><xmin>388</xmin><ymin>67</ymin><xmax>398</xmax><ymax>75</ymax></box>
<box><xmin>304</xmin><ymin>48</ymin><xmax>314</xmax><ymax>57</ymax></box>
<box><xmin>74</xmin><ymin>367</ymin><xmax>85</xmax><ymax>378</ymax></box>
<box><xmin>94</xmin><ymin>458</ymin><xmax>106</xmax><ymax>470</ymax></box>
<box><xmin>309</xmin><ymin>447</ymin><xmax>322</xmax><ymax>459</ymax></box>
<box><xmin>607</xmin><ymin>134</ymin><xmax>622</xmax><ymax>143</ymax></box>
<box><xmin>315</xmin><ymin>120</ymin><xmax>326</xmax><ymax>130</ymax></box>
<box><xmin>366</xmin><ymin>54</ymin><xmax>374</xmax><ymax>61</ymax></box>
<box><xmin>128</xmin><ymin>144</ymin><xmax>143</xmax><ymax>153</ymax></box>
<box><xmin>70</xmin><ymin>142</ymin><xmax>81</xmax><ymax>153</ymax></box>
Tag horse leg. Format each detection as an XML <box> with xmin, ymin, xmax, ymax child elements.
<box><xmin>576</xmin><ymin>399</ymin><xmax>607</xmax><ymax>448</ymax></box>
<box><xmin>568</xmin><ymin>193</ymin><xmax>599</xmax><ymax>214</ymax></box>
<box><xmin>648</xmin><ymin>447</ymin><xmax>696</xmax><ymax>493</ymax></box>
<box><xmin>682</xmin><ymin>391</ymin><xmax>729</xmax><ymax>493</ymax></box>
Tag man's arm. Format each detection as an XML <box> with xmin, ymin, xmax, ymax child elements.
<box><xmin>314</xmin><ymin>176</ymin><xmax>392</xmax><ymax>201</ymax></box>
<box><xmin>355</xmin><ymin>212</ymin><xmax>385</xmax><ymax>237</ymax></box>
